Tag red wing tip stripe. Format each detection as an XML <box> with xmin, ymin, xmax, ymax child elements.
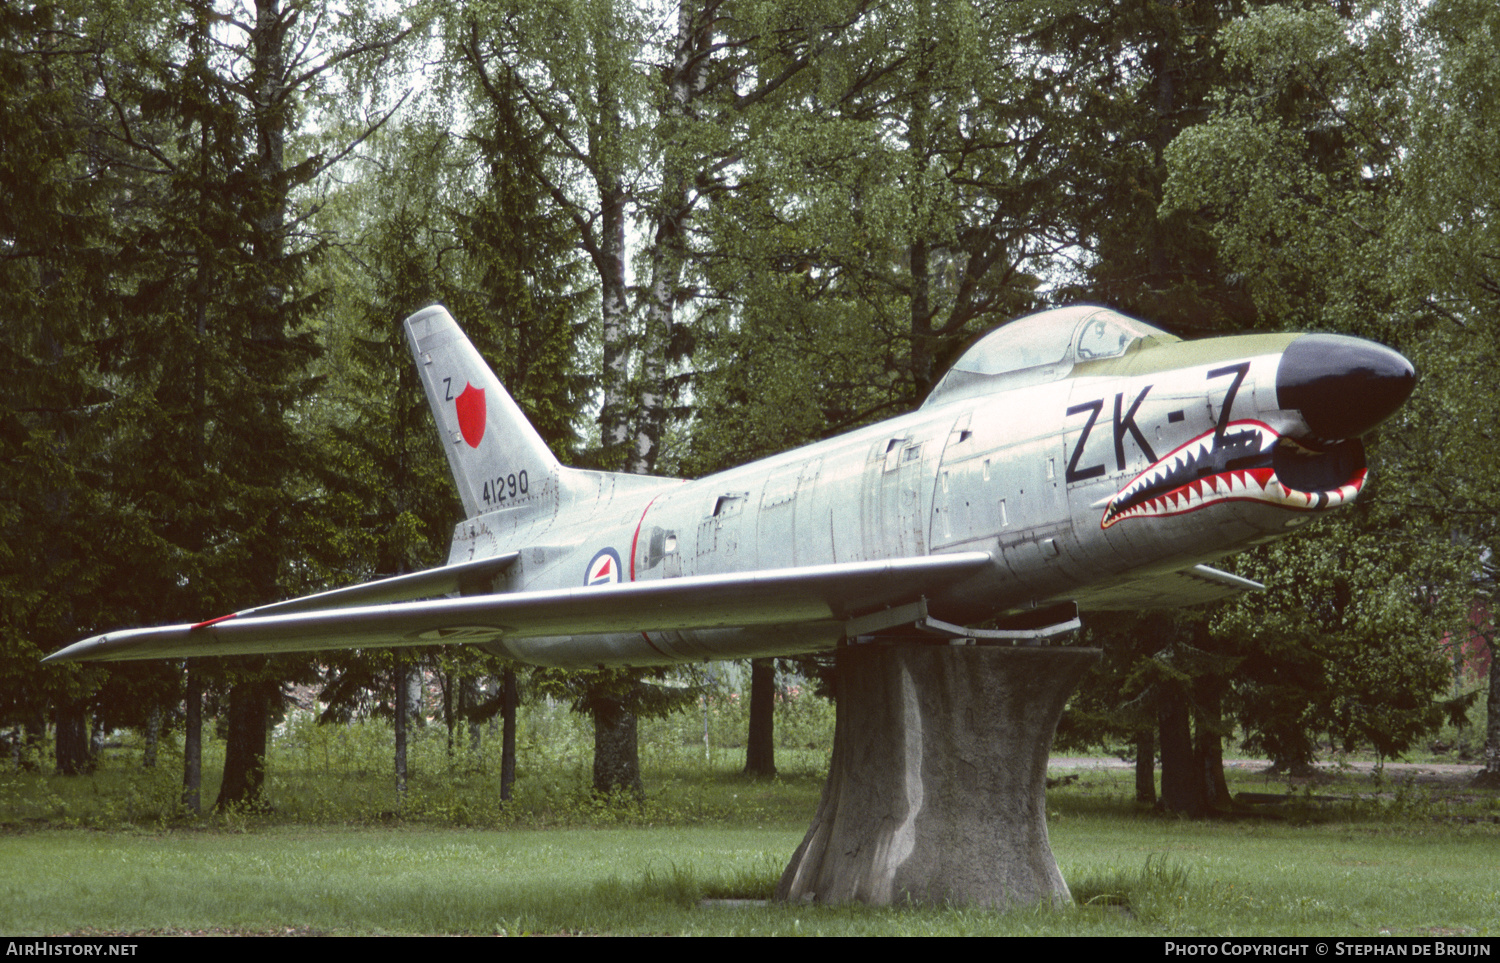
<box><xmin>192</xmin><ymin>613</ymin><xmax>238</xmax><ymax>630</ymax></box>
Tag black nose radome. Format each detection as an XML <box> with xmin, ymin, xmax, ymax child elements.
<box><xmin>1276</xmin><ymin>334</ymin><xmax>1416</xmax><ymax>439</ymax></box>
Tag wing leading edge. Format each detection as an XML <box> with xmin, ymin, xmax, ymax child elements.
<box><xmin>43</xmin><ymin>552</ymin><xmax>994</xmax><ymax>665</ymax></box>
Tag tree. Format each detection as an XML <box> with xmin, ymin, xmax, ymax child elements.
<box><xmin>0</xmin><ymin>0</ymin><xmax>163</xmax><ymax>775</ymax></box>
<box><xmin>1042</xmin><ymin>0</ymin><xmax>1291</xmax><ymax>334</ymax></box>
<box><xmin>1059</xmin><ymin>610</ymin><xmax>1239</xmax><ymax>813</ymax></box>
<box><xmin>311</xmin><ymin>30</ymin><xmax>592</xmax><ymax>787</ymax></box>
<box><xmin>1384</xmin><ymin>0</ymin><xmax>1500</xmax><ymax>785</ymax></box>
<box><xmin>442</xmin><ymin>0</ymin><xmax>655</xmax><ymax>797</ymax></box>
<box><xmin>689</xmin><ymin>0</ymin><xmax>1091</xmax><ymax>473</ymax></box>
<box><xmin>444</xmin><ymin>0</ymin><xmax>870</xmax><ymax>794</ymax></box>
<box><xmin>1215</xmin><ymin>513</ymin><xmax>1467</xmax><ymax>768</ymax></box>
<box><xmin>62</xmin><ymin>0</ymin><xmax>416</xmax><ymax>807</ymax></box>
<box><xmin>1161</xmin><ymin>1</ymin><xmax>1481</xmax><ymax>773</ymax></box>
<box><xmin>311</xmin><ymin>115</ymin><xmax>466</xmax><ymax>800</ymax></box>
<box><xmin>743</xmin><ymin>658</ymin><xmax>776</xmax><ymax>777</ymax></box>
<box><xmin>102</xmin><ymin>0</ymin><xmax>331</xmax><ymax>810</ymax></box>
<box><xmin>1160</xmin><ymin>4</ymin><xmax>1409</xmax><ymax>337</ymax></box>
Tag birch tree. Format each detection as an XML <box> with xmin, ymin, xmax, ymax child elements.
<box><xmin>446</xmin><ymin>0</ymin><xmax>869</xmax><ymax>794</ymax></box>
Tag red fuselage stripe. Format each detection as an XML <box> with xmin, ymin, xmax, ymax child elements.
<box><xmin>629</xmin><ymin>494</ymin><xmax>667</xmax><ymax>654</ymax></box>
<box><xmin>628</xmin><ymin>494</ymin><xmax>661</xmax><ymax>583</ymax></box>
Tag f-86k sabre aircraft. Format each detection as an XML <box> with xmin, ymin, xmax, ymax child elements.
<box><xmin>46</xmin><ymin>304</ymin><xmax>1415</xmax><ymax>667</ymax></box>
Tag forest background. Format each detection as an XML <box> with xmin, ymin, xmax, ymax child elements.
<box><xmin>4</xmin><ymin>0</ymin><xmax>1500</xmax><ymax>817</ymax></box>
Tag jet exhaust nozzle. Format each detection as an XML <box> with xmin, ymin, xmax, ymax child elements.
<box><xmin>1275</xmin><ymin>334</ymin><xmax>1416</xmax><ymax>439</ymax></box>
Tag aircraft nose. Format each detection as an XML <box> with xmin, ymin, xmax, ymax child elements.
<box><xmin>1275</xmin><ymin>333</ymin><xmax>1416</xmax><ymax>439</ymax></box>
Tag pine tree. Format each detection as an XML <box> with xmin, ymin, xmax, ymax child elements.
<box><xmin>0</xmin><ymin>0</ymin><xmax>138</xmax><ymax>774</ymax></box>
<box><xmin>72</xmin><ymin>0</ymin><xmax>413</xmax><ymax>807</ymax></box>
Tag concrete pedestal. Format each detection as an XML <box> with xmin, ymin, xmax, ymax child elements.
<box><xmin>776</xmin><ymin>644</ymin><xmax>1100</xmax><ymax>909</ymax></box>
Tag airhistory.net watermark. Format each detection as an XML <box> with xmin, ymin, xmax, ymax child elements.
<box><xmin>5</xmin><ymin>943</ymin><xmax>137</xmax><ymax>956</ymax></box>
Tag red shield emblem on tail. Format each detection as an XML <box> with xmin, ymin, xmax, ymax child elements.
<box><xmin>455</xmin><ymin>382</ymin><xmax>486</xmax><ymax>448</ymax></box>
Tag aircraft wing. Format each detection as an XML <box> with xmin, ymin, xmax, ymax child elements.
<box><xmin>1071</xmin><ymin>563</ymin><xmax>1264</xmax><ymax>611</ymax></box>
<box><xmin>43</xmin><ymin>552</ymin><xmax>994</xmax><ymax>664</ymax></box>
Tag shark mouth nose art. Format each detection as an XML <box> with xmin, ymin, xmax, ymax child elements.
<box><xmin>1100</xmin><ymin>421</ymin><xmax>1367</xmax><ymax>529</ymax></box>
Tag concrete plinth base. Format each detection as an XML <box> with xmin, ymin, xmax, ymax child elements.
<box><xmin>776</xmin><ymin>644</ymin><xmax>1100</xmax><ymax>909</ymax></box>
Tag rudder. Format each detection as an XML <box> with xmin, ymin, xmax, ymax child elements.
<box><xmin>404</xmin><ymin>305</ymin><xmax>562</xmax><ymax>520</ymax></box>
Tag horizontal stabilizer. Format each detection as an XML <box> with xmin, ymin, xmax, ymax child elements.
<box><xmin>44</xmin><ymin>552</ymin><xmax>993</xmax><ymax>665</ymax></box>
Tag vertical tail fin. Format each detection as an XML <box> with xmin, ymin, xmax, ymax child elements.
<box><xmin>404</xmin><ymin>305</ymin><xmax>562</xmax><ymax>520</ymax></box>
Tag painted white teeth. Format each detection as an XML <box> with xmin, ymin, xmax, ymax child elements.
<box><xmin>1101</xmin><ymin>421</ymin><xmax>1364</xmax><ymax>529</ymax></box>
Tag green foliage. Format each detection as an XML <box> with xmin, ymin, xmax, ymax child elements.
<box><xmin>0</xmin><ymin>0</ymin><xmax>128</xmax><ymax>734</ymax></box>
<box><xmin>1</xmin><ymin>674</ymin><xmax>840</xmax><ymax>831</ymax></box>
<box><xmin>689</xmin><ymin>0</ymin><xmax>1097</xmax><ymax>473</ymax></box>
<box><xmin>1160</xmin><ymin>0</ymin><xmax>1498</xmax><ymax>772</ymax></box>
<box><xmin>1160</xmin><ymin>3</ymin><xmax>1409</xmax><ymax>336</ymax></box>
<box><xmin>640</xmin><ymin>677</ymin><xmax>837</xmax><ymax>766</ymax></box>
<box><xmin>1215</xmin><ymin>515</ymin><xmax>1469</xmax><ymax>764</ymax></box>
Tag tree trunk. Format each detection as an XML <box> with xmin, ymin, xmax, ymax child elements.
<box><xmin>1157</xmin><ymin>684</ymin><xmax>1207</xmax><ymax>816</ymax></box>
<box><xmin>54</xmin><ymin>700</ymin><xmax>91</xmax><ymax>775</ymax></box>
<box><xmin>1271</xmin><ymin>748</ymin><xmax>1318</xmax><ymax>777</ymax></box>
<box><xmin>21</xmin><ymin>712</ymin><xmax>44</xmax><ymax>772</ymax></box>
<box><xmin>394</xmin><ymin>664</ymin><xmax>409</xmax><ymax>798</ymax></box>
<box><xmin>591</xmin><ymin>693</ymin><xmax>643</xmax><ymax>799</ymax></box>
<box><xmin>440</xmin><ymin>665</ymin><xmax>456</xmax><ymax>756</ymax></box>
<box><xmin>500</xmin><ymin>667</ymin><xmax>517</xmax><ymax>802</ymax></box>
<box><xmin>1195</xmin><ymin>688</ymin><xmax>1231</xmax><ymax>808</ymax></box>
<box><xmin>215</xmin><ymin>678</ymin><xmax>275</xmax><ymax>811</ymax></box>
<box><xmin>406</xmin><ymin>669</ymin><xmax>424</xmax><ymax>727</ymax></box>
<box><xmin>143</xmin><ymin>704</ymin><xmax>162</xmax><ymax>769</ymax></box>
<box><xmin>463</xmin><ymin>675</ymin><xmax>483</xmax><ymax>754</ymax></box>
<box><xmin>1134</xmin><ymin>728</ymin><xmax>1156</xmax><ymax>804</ymax></box>
<box><xmin>182</xmin><ymin>661</ymin><xmax>201</xmax><ymax>814</ymax></box>
<box><xmin>89</xmin><ymin>708</ymin><xmax>104</xmax><ymax>758</ymax></box>
<box><xmin>744</xmin><ymin>658</ymin><xmax>777</xmax><ymax>777</ymax></box>
<box><xmin>594</xmin><ymin>78</ymin><xmax>632</xmax><ymax>471</ymax></box>
<box><xmin>1473</xmin><ymin>634</ymin><xmax>1500</xmax><ymax>788</ymax></box>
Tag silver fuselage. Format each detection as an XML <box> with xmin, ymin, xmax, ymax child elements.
<box><xmin>461</xmin><ymin>334</ymin><xmax>1319</xmax><ymax>667</ymax></box>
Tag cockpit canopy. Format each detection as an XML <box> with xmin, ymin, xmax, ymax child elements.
<box><xmin>922</xmin><ymin>305</ymin><xmax>1178</xmax><ymax>408</ymax></box>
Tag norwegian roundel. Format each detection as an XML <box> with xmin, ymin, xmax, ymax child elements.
<box><xmin>585</xmin><ymin>548</ymin><xmax>622</xmax><ymax>586</ymax></box>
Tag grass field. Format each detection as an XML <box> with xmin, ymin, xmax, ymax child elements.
<box><xmin>6</xmin><ymin>811</ymin><xmax>1500</xmax><ymax>936</ymax></box>
<box><xmin>4</xmin><ymin>692</ymin><xmax>1499</xmax><ymax>937</ymax></box>
<box><xmin>3</xmin><ymin>737</ymin><xmax>1498</xmax><ymax>936</ymax></box>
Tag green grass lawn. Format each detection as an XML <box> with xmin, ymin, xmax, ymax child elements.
<box><xmin>3</xmin><ymin>754</ymin><xmax>1497</xmax><ymax>936</ymax></box>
